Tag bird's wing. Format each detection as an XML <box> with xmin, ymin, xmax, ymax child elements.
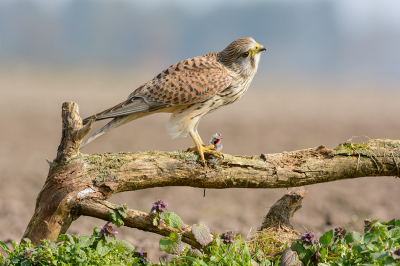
<box><xmin>83</xmin><ymin>53</ymin><xmax>233</xmax><ymax>123</ymax></box>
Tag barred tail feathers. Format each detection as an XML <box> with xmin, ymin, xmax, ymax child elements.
<box><xmin>80</xmin><ymin>112</ymin><xmax>153</xmax><ymax>149</ymax></box>
<box><xmin>80</xmin><ymin>117</ymin><xmax>125</xmax><ymax>149</ymax></box>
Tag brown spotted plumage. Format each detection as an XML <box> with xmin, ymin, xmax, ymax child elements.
<box><xmin>81</xmin><ymin>37</ymin><xmax>266</xmax><ymax>164</ymax></box>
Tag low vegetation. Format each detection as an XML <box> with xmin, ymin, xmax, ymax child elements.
<box><xmin>1</xmin><ymin>200</ymin><xmax>400</xmax><ymax>266</ymax></box>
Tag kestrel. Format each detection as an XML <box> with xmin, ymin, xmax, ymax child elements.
<box><xmin>81</xmin><ymin>37</ymin><xmax>266</xmax><ymax>163</ymax></box>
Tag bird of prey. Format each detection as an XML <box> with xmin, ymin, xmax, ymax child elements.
<box><xmin>81</xmin><ymin>37</ymin><xmax>266</xmax><ymax>164</ymax></box>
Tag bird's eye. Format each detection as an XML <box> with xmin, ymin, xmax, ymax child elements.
<box><xmin>241</xmin><ymin>51</ymin><xmax>250</xmax><ymax>58</ymax></box>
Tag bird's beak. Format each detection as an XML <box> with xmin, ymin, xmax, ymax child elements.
<box><xmin>257</xmin><ymin>44</ymin><xmax>266</xmax><ymax>53</ymax></box>
<box><xmin>252</xmin><ymin>43</ymin><xmax>266</xmax><ymax>58</ymax></box>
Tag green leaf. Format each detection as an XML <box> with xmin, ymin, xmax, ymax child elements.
<box><xmin>352</xmin><ymin>231</ymin><xmax>363</xmax><ymax>243</ymax></box>
<box><xmin>364</xmin><ymin>230</ymin><xmax>380</xmax><ymax>244</ymax></box>
<box><xmin>344</xmin><ymin>232</ymin><xmax>354</xmax><ymax>244</ymax></box>
<box><xmin>281</xmin><ymin>248</ymin><xmax>300</xmax><ymax>266</ymax></box>
<box><xmin>386</xmin><ymin>227</ymin><xmax>400</xmax><ymax>239</ymax></box>
<box><xmin>93</xmin><ymin>227</ymin><xmax>101</xmax><ymax>235</ymax></box>
<box><xmin>78</xmin><ymin>235</ymin><xmax>95</xmax><ymax>248</ymax></box>
<box><xmin>159</xmin><ymin>211</ymin><xmax>169</xmax><ymax>221</ymax></box>
<box><xmin>366</xmin><ymin>243</ymin><xmax>378</xmax><ymax>252</ymax></box>
<box><xmin>159</xmin><ymin>237</ymin><xmax>170</xmax><ymax>252</ymax></box>
<box><xmin>117</xmin><ymin>209</ymin><xmax>128</xmax><ymax>218</ymax></box>
<box><xmin>153</xmin><ymin>217</ymin><xmax>158</xmax><ymax>226</ymax></box>
<box><xmin>65</xmin><ymin>234</ymin><xmax>75</xmax><ymax>244</ymax></box>
<box><xmin>319</xmin><ymin>229</ymin><xmax>333</xmax><ymax>247</ymax></box>
<box><xmin>113</xmin><ymin>240</ymin><xmax>134</xmax><ymax>254</ymax></box>
<box><xmin>186</xmin><ymin>248</ymin><xmax>203</xmax><ymax>258</ymax></box>
<box><xmin>159</xmin><ymin>232</ymin><xmax>182</xmax><ymax>255</ymax></box>
<box><xmin>192</xmin><ymin>222</ymin><xmax>212</xmax><ymax>247</ymax></box>
<box><xmin>395</xmin><ymin>220</ymin><xmax>400</xmax><ymax>227</ymax></box>
<box><xmin>291</xmin><ymin>243</ymin><xmax>308</xmax><ymax>260</ymax></box>
<box><xmin>371</xmin><ymin>251</ymin><xmax>388</xmax><ymax>261</ymax></box>
<box><xmin>384</xmin><ymin>257</ymin><xmax>397</xmax><ymax>266</ymax></box>
<box><xmin>57</xmin><ymin>234</ymin><xmax>68</xmax><ymax>243</ymax></box>
<box><xmin>108</xmin><ymin>210</ymin><xmax>117</xmax><ymax>222</ymax></box>
<box><xmin>121</xmin><ymin>203</ymin><xmax>129</xmax><ymax>211</ymax></box>
<box><xmin>319</xmin><ymin>247</ymin><xmax>327</xmax><ymax>259</ymax></box>
<box><xmin>96</xmin><ymin>240</ymin><xmax>112</xmax><ymax>256</ymax></box>
<box><xmin>115</xmin><ymin>216</ymin><xmax>124</xmax><ymax>227</ymax></box>
<box><xmin>181</xmin><ymin>256</ymin><xmax>209</xmax><ymax>266</ymax></box>
<box><xmin>387</xmin><ymin>219</ymin><xmax>395</xmax><ymax>226</ymax></box>
<box><xmin>168</xmin><ymin>212</ymin><xmax>183</xmax><ymax>229</ymax></box>
<box><xmin>354</xmin><ymin>244</ymin><xmax>370</xmax><ymax>253</ymax></box>
<box><xmin>242</xmin><ymin>243</ymin><xmax>250</xmax><ymax>261</ymax></box>
<box><xmin>74</xmin><ymin>249</ymin><xmax>87</xmax><ymax>263</ymax></box>
<box><xmin>346</xmin><ymin>231</ymin><xmax>364</xmax><ymax>244</ymax></box>
<box><xmin>261</xmin><ymin>260</ymin><xmax>271</xmax><ymax>266</ymax></box>
<box><xmin>0</xmin><ymin>240</ymin><xmax>12</xmax><ymax>256</ymax></box>
<box><xmin>105</xmin><ymin>235</ymin><xmax>116</xmax><ymax>244</ymax></box>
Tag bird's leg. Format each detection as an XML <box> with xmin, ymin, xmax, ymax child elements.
<box><xmin>195</xmin><ymin>131</ymin><xmax>215</xmax><ymax>150</ymax></box>
<box><xmin>188</xmin><ymin>130</ymin><xmax>223</xmax><ymax>164</ymax></box>
<box><xmin>187</xmin><ymin>131</ymin><xmax>215</xmax><ymax>150</ymax></box>
<box><xmin>187</xmin><ymin>132</ymin><xmax>205</xmax><ymax>152</ymax></box>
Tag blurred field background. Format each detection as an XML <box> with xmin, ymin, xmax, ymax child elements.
<box><xmin>1</xmin><ymin>0</ymin><xmax>400</xmax><ymax>261</ymax></box>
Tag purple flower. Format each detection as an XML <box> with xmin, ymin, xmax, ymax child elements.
<box><xmin>364</xmin><ymin>218</ymin><xmax>376</xmax><ymax>233</ymax></box>
<box><xmin>220</xmin><ymin>230</ymin><xmax>235</xmax><ymax>244</ymax></box>
<box><xmin>150</xmin><ymin>199</ymin><xmax>168</xmax><ymax>214</ymax></box>
<box><xmin>159</xmin><ymin>220</ymin><xmax>165</xmax><ymax>226</ymax></box>
<box><xmin>139</xmin><ymin>251</ymin><xmax>144</xmax><ymax>257</ymax></box>
<box><xmin>99</xmin><ymin>222</ymin><xmax>118</xmax><ymax>237</ymax></box>
<box><xmin>301</xmin><ymin>231</ymin><xmax>316</xmax><ymax>245</ymax></box>
<box><xmin>391</xmin><ymin>248</ymin><xmax>400</xmax><ymax>257</ymax></box>
<box><xmin>310</xmin><ymin>251</ymin><xmax>321</xmax><ymax>263</ymax></box>
<box><xmin>334</xmin><ymin>227</ymin><xmax>347</xmax><ymax>240</ymax></box>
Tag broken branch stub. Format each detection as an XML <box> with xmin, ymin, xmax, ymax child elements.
<box><xmin>260</xmin><ymin>187</ymin><xmax>307</xmax><ymax>230</ymax></box>
<box><xmin>55</xmin><ymin>102</ymin><xmax>94</xmax><ymax>164</ymax></box>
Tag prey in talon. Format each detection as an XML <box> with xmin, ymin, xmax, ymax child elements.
<box><xmin>80</xmin><ymin>37</ymin><xmax>266</xmax><ymax>164</ymax></box>
<box><xmin>188</xmin><ymin>133</ymin><xmax>223</xmax><ymax>160</ymax></box>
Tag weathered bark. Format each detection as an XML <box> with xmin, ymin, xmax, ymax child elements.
<box><xmin>260</xmin><ymin>187</ymin><xmax>307</xmax><ymax>230</ymax></box>
<box><xmin>23</xmin><ymin>102</ymin><xmax>400</xmax><ymax>248</ymax></box>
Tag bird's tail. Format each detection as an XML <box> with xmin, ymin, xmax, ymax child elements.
<box><xmin>80</xmin><ymin>116</ymin><xmax>129</xmax><ymax>149</ymax></box>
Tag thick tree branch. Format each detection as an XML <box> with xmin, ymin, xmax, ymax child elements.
<box><xmin>84</xmin><ymin>140</ymin><xmax>400</xmax><ymax>194</ymax></box>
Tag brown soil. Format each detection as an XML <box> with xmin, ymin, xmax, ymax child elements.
<box><xmin>1</xmin><ymin>65</ymin><xmax>399</xmax><ymax>262</ymax></box>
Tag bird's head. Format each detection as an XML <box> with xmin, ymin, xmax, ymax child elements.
<box><xmin>218</xmin><ymin>37</ymin><xmax>266</xmax><ymax>77</ymax></box>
